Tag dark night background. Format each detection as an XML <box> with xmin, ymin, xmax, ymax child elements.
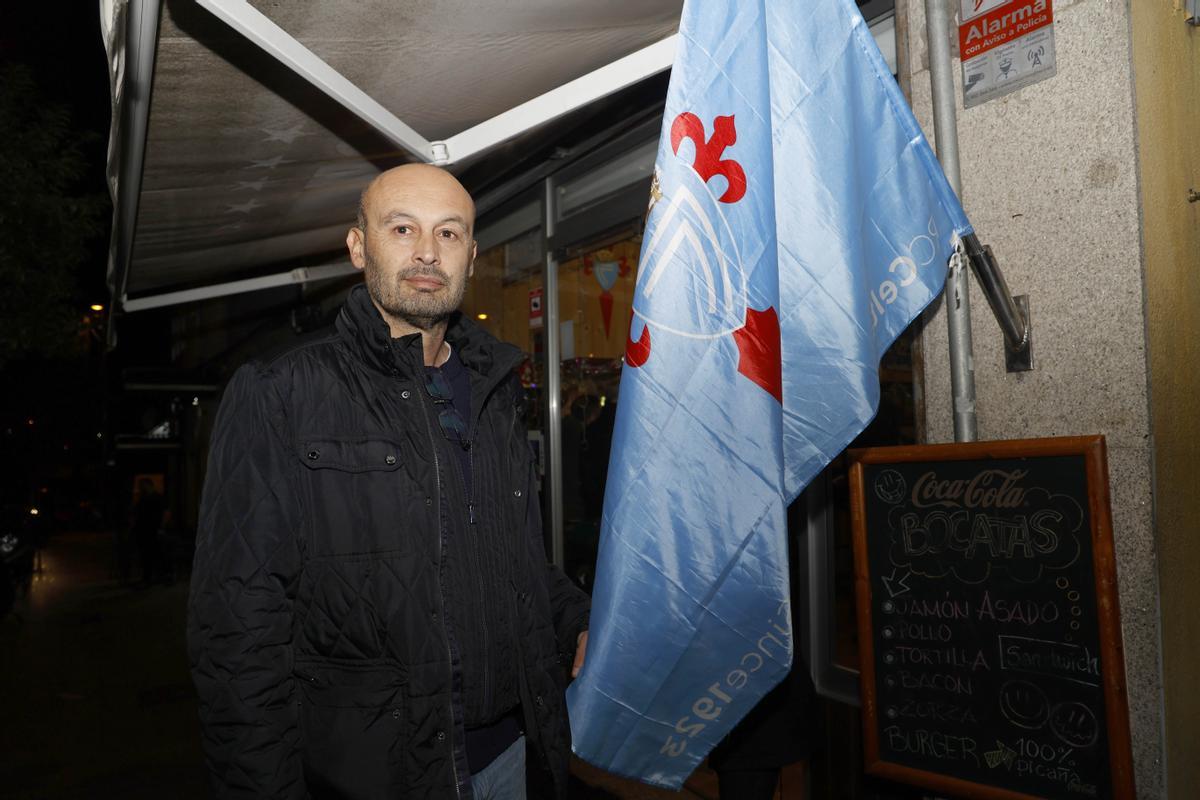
<box><xmin>0</xmin><ymin>6</ymin><xmax>216</xmax><ymax>799</ymax></box>
<box><xmin>1</xmin><ymin>2</ymin><xmax>113</xmax><ymax>523</ymax></box>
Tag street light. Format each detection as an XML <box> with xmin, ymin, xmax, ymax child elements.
<box><xmin>90</xmin><ymin>304</ymin><xmax>104</xmax><ymax>312</ymax></box>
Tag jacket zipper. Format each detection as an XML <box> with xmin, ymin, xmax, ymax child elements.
<box><xmin>411</xmin><ymin>365</ymin><xmax>464</xmax><ymax>800</ymax></box>
<box><xmin>417</xmin><ymin>344</ymin><xmax>523</xmax><ymax>795</ymax></box>
<box><xmin>468</xmin><ymin>439</ymin><xmax>476</xmax><ymax>525</ymax></box>
<box><xmin>463</xmin><ymin>436</ymin><xmax>494</xmax><ymax>720</ymax></box>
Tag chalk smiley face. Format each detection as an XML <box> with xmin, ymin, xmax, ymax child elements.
<box><xmin>875</xmin><ymin>469</ymin><xmax>907</xmax><ymax>505</ymax></box>
<box><xmin>1050</xmin><ymin>702</ymin><xmax>1100</xmax><ymax>749</ymax></box>
<box><xmin>998</xmin><ymin>680</ymin><xmax>1050</xmax><ymax>730</ymax></box>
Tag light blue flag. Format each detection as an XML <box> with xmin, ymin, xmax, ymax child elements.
<box><xmin>566</xmin><ymin>0</ymin><xmax>972</xmax><ymax>787</ymax></box>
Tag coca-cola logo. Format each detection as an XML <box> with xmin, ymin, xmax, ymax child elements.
<box><xmin>911</xmin><ymin>469</ymin><xmax>1028</xmax><ymax>510</ymax></box>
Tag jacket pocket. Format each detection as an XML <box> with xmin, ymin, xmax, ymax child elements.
<box><xmin>298</xmin><ymin>438</ymin><xmax>405</xmax><ymax>473</ymax></box>
<box><xmin>295</xmin><ymin>661</ymin><xmax>405</xmax><ymax>707</ymax></box>
<box><xmin>295</xmin><ymin>662</ymin><xmax>406</xmax><ymax>796</ymax></box>
<box><xmin>297</xmin><ymin>437</ymin><xmax>434</xmax><ymax>557</ymax></box>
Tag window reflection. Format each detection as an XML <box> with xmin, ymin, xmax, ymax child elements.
<box><xmin>556</xmin><ymin>238</ymin><xmax>639</xmax><ymax>591</ymax></box>
<box><xmin>461</xmin><ymin>237</ymin><xmax>548</xmax><ymax>527</ymax></box>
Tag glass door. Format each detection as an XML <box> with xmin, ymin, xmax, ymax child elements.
<box><xmin>554</xmin><ymin>239</ymin><xmax>639</xmax><ymax>590</ymax></box>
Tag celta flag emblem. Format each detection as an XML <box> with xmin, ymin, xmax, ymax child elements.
<box><xmin>566</xmin><ymin>0</ymin><xmax>972</xmax><ymax>788</ymax></box>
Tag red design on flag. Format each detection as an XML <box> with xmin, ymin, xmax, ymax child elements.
<box><xmin>670</xmin><ymin>113</ymin><xmax>747</xmax><ymax>204</ymax></box>
<box><xmin>626</xmin><ymin>321</ymin><xmax>652</xmax><ymax>368</ymax></box>
<box><xmin>733</xmin><ymin>306</ymin><xmax>782</xmax><ymax>402</ymax></box>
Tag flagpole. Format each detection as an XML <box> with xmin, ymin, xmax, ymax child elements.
<box><xmin>924</xmin><ymin>0</ymin><xmax>978</xmax><ymax>442</ymax></box>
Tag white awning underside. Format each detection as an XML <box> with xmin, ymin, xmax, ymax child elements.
<box><xmin>103</xmin><ymin>0</ymin><xmax>682</xmax><ymax>304</ymax></box>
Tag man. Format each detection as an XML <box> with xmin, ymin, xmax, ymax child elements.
<box><xmin>188</xmin><ymin>164</ymin><xmax>590</xmax><ymax>799</ymax></box>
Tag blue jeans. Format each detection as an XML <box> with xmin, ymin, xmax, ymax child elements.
<box><xmin>470</xmin><ymin>735</ymin><xmax>526</xmax><ymax>799</ymax></box>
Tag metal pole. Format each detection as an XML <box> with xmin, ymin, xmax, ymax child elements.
<box><xmin>543</xmin><ymin>178</ymin><xmax>565</xmax><ymax>568</ymax></box>
<box><xmin>924</xmin><ymin>0</ymin><xmax>977</xmax><ymax>442</ymax></box>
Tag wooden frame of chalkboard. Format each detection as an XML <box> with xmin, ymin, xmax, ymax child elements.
<box><xmin>848</xmin><ymin>435</ymin><xmax>1135</xmax><ymax>800</ymax></box>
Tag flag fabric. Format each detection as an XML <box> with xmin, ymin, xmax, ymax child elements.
<box><xmin>566</xmin><ymin>0</ymin><xmax>972</xmax><ymax>789</ymax></box>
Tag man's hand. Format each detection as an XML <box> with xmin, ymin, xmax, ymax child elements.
<box><xmin>572</xmin><ymin>630</ymin><xmax>589</xmax><ymax>678</ymax></box>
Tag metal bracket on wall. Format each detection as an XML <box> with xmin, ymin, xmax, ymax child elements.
<box><xmin>1005</xmin><ymin>295</ymin><xmax>1033</xmax><ymax>372</ymax></box>
<box><xmin>962</xmin><ymin>234</ymin><xmax>1034</xmax><ymax>373</ymax></box>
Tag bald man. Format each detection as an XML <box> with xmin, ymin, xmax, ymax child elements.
<box><xmin>188</xmin><ymin>165</ymin><xmax>590</xmax><ymax>799</ymax></box>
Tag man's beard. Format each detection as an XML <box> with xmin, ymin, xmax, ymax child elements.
<box><xmin>363</xmin><ymin>247</ymin><xmax>466</xmax><ymax>331</ymax></box>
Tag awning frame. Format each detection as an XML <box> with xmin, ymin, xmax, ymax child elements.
<box><xmin>121</xmin><ymin>262</ymin><xmax>360</xmax><ymax>312</ymax></box>
<box><xmin>104</xmin><ymin>0</ymin><xmax>163</xmax><ymax>342</ymax></box>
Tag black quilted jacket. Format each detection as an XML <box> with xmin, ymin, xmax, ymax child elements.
<box><xmin>187</xmin><ymin>286</ymin><xmax>590</xmax><ymax>799</ymax></box>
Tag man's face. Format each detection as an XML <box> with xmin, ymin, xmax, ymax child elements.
<box><xmin>347</xmin><ymin>165</ymin><xmax>477</xmax><ymax>331</ymax></box>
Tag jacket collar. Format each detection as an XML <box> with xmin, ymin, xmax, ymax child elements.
<box><xmin>336</xmin><ymin>284</ymin><xmax>524</xmax><ymax>382</ymax></box>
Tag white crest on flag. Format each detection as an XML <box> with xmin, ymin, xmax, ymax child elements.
<box><xmin>634</xmin><ymin>165</ymin><xmax>747</xmax><ymax>339</ymax></box>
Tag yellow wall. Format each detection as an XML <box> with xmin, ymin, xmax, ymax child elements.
<box><xmin>557</xmin><ymin>241</ymin><xmax>639</xmax><ymax>361</ymax></box>
<box><xmin>1130</xmin><ymin>3</ymin><xmax>1200</xmax><ymax>793</ymax></box>
<box><xmin>461</xmin><ymin>245</ymin><xmax>543</xmax><ymax>355</ymax></box>
<box><xmin>460</xmin><ymin>239</ymin><xmax>640</xmax><ymax>363</ymax></box>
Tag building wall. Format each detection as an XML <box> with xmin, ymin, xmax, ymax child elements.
<box><xmin>903</xmin><ymin>0</ymin><xmax>1163</xmax><ymax>795</ymax></box>
<box><xmin>1130</xmin><ymin>2</ymin><xmax>1200</xmax><ymax>794</ymax></box>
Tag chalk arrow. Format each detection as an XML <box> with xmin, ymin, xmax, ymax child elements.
<box><xmin>881</xmin><ymin>568</ymin><xmax>912</xmax><ymax>598</ymax></box>
<box><xmin>984</xmin><ymin>740</ymin><xmax>1017</xmax><ymax>769</ymax></box>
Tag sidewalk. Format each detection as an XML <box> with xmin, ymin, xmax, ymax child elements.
<box><xmin>0</xmin><ymin>532</ymin><xmax>722</xmax><ymax>799</ymax></box>
<box><xmin>0</xmin><ymin>531</ymin><xmax>207</xmax><ymax>799</ymax></box>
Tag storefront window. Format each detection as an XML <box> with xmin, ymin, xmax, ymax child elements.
<box><xmin>463</xmin><ymin>233</ymin><xmax>543</xmax><ymax>359</ymax></box>
<box><xmin>461</xmin><ymin>234</ymin><xmax>548</xmax><ymax>505</ymax></box>
<box><xmin>553</xmin><ymin>238</ymin><xmax>640</xmax><ymax>589</ymax></box>
<box><xmin>555</xmin><ymin>139</ymin><xmax>657</xmax><ymax>219</ymax></box>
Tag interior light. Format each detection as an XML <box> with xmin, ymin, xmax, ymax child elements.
<box><xmin>29</xmin><ymin>508</ymin><xmax>39</xmax><ymax>516</ymax></box>
<box><xmin>476</xmin><ymin>313</ymin><xmax>489</xmax><ymax>320</ymax></box>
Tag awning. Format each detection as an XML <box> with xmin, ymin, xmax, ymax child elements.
<box><xmin>100</xmin><ymin>0</ymin><xmax>895</xmax><ymax>318</ymax></box>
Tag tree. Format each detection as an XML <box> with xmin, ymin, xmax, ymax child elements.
<box><xmin>0</xmin><ymin>64</ymin><xmax>105</xmax><ymax>367</ymax></box>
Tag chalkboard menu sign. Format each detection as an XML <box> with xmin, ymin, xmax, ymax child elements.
<box><xmin>848</xmin><ymin>436</ymin><xmax>1134</xmax><ymax>800</ymax></box>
